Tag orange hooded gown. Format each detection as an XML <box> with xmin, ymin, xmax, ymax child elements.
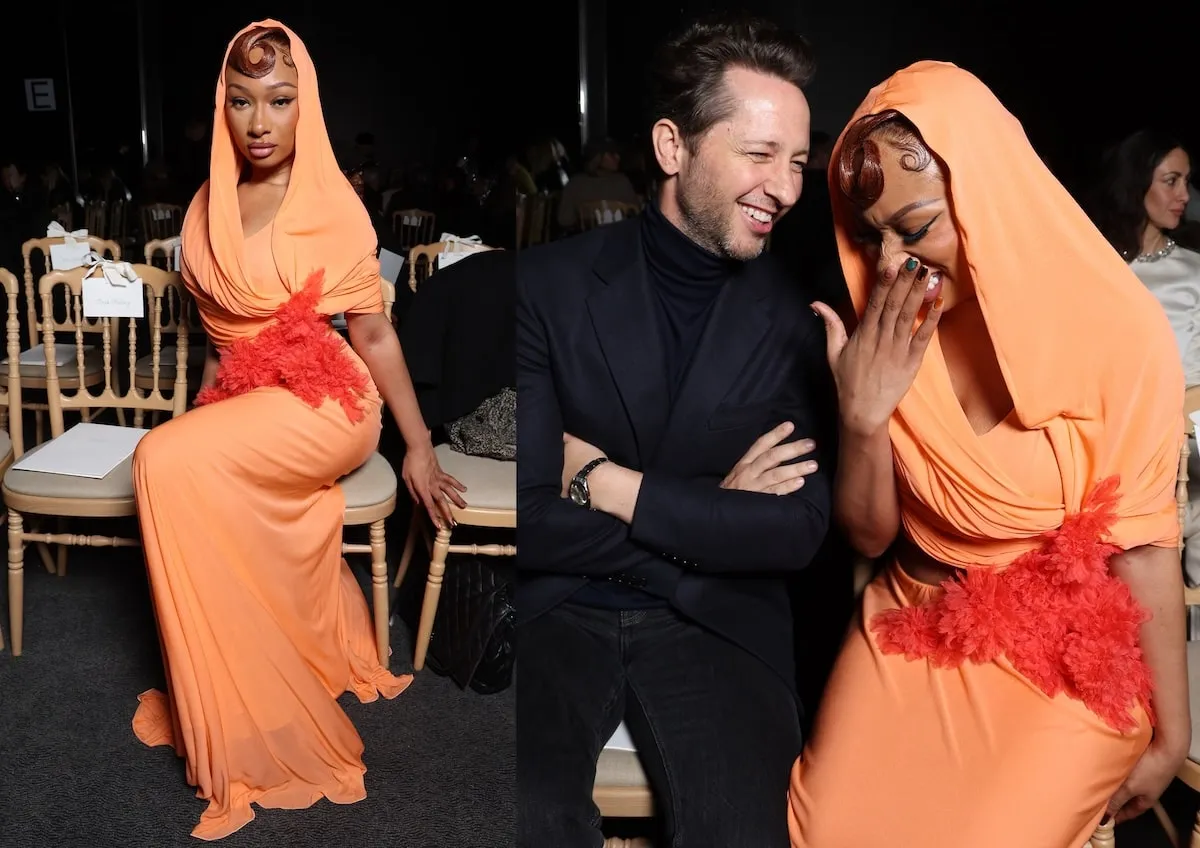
<box><xmin>787</xmin><ymin>62</ymin><xmax>1183</xmax><ymax>847</ymax></box>
<box><xmin>130</xmin><ymin>19</ymin><xmax>410</xmax><ymax>841</ymax></box>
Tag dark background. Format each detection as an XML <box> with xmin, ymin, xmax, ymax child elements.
<box><xmin>2</xmin><ymin>0</ymin><xmax>1196</xmax><ymax>196</ymax></box>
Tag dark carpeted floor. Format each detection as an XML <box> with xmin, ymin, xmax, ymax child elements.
<box><xmin>0</xmin><ymin>505</ymin><xmax>514</xmax><ymax>848</ymax></box>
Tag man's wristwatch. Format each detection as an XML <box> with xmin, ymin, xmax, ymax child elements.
<box><xmin>569</xmin><ymin>457</ymin><xmax>610</xmax><ymax>509</ymax></box>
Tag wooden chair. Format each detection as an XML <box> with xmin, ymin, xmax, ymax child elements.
<box><xmin>405</xmin><ymin>241</ymin><xmax>498</xmax><ymax>292</ymax></box>
<box><xmin>135</xmin><ymin>239</ymin><xmax>206</xmax><ymax>419</ymax></box>
<box><xmin>391</xmin><ymin>209</ymin><xmax>436</xmax><ymax>252</ymax></box>
<box><xmin>3</xmin><ymin>264</ymin><xmax>191</xmax><ymax>655</ymax></box>
<box><xmin>140</xmin><ymin>203</ymin><xmax>183</xmax><ymax>242</ymax></box>
<box><xmin>0</xmin><ymin>269</ymin><xmax>25</xmax><ymax>652</ymax></box>
<box><xmin>392</xmin><ymin>443</ymin><xmax>514</xmax><ymax>670</ymax></box>
<box><xmin>516</xmin><ymin>193</ymin><xmax>554</xmax><ymax>249</ymax></box>
<box><xmin>334</xmin><ymin>279</ymin><xmax>403</xmax><ymax>666</ymax></box>
<box><xmin>16</xmin><ymin>236</ymin><xmax>122</xmax><ymax>445</ymax></box>
<box><xmin>1146</xmin><ymin>384</ymin><xmax>1200</xmax><ymax>848</ymax></box>
<box><xmin>84</xmin><ymin>198</ymin><xmax>130</xmax><ymax>245</ymax></box>
<box><xmin>594</xmin><ymin>723</ymin><xmax>655</xmax><ymax>848</ymax></box>
<box><xmin>4</xmin><ymin>272</ymin><xmax>400</xmax><ymax>666</ymax></box>
<box><xmin>578</xmin><ymin>200</ymin><xmax>640</xmax><ymax>232</ymax></box>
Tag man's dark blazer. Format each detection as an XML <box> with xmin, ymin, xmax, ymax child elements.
<box><xmin>516</xmin><ymin>217</ymin><xmax>836</xmax><ymax>686</ymax></box>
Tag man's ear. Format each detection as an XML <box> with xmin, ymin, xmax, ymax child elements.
<box><xmin>651</xmin><ymin>119</ymin><xmax>686</xmax><ymax>177</ymax></box>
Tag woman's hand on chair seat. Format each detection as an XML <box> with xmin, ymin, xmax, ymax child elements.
<box><xmin>403</xmin><ymin>443</ymin><xmax>467</xmax><ymax>530</ymax></box>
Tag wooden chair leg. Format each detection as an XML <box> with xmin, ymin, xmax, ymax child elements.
<box><xmin>1089</xmin><ymin>816</ymin><xmax>1115</xmax><ymax>848</ymax></box>
<box><xmin>55</xmin><ymin>516</ymin><xmax>68</xmax><ymax>576</ymax></box>
<box><xmin>413</xmin><ymin>526</ymin><xmax>451</xmax><ymax>670</ymax></box>
<box><xmin>369</xmin><ymin>519</ymin><xmax>389</xmax><ymax>667</ymax></box>
<box><xmin>1153</xmin><ymin>799</ymin><xmax>1181</xmax><ymax>847</ymax></box>
<box><xmin>8</xmin><ymin>509</ymin><xmax>25</xmax><ymax>656</ymax></box>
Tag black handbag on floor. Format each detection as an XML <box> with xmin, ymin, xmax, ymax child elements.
<box><xmin>426</xmin><ymin>557</ymin><xmax>515</xmax><ymax>694</ymax></box>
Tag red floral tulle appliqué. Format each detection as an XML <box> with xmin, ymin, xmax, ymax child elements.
<box><xmin>195</xmin><ymin>270</ymin><xmax>369</xmax><ymax>423</ymax></box>
<box><xmin>871</xmin><ymin>476</ymin><xmax>1154</xmax><ymax>733</ymax></box>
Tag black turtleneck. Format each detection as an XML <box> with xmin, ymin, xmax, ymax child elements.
<box><xmin>642</xmin><ymin>201</ymin><xmax>735</xmax><ymax>401</ymax></box>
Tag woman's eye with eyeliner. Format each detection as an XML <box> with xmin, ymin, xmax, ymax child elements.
<box><xmin>900</xmin><ymin>222</ymin><xmax>932</xmax><ymax>245</ymax></box>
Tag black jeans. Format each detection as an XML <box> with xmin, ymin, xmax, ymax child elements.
<box><xmin>517</xmin><ymin>602</ymin><xmax>802</xmax><ymax>847</ymax></box>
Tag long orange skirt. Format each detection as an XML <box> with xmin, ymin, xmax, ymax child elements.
<box><xmin>788</xmin><ymin>561</ymin><xmax>1150</xmax><ymax>848</ymax></box>
<box><xmin>131</xmin><ymin>385</ymin><xmax>411</xmax><ymax>840</ymax></box>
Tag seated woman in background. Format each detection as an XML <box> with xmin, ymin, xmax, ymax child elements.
<box><xmin>1091</xmin><ymin>130</ymin><xmax>1200</xmax><ymax>585</ymax></box>
<box><xmin>791</xmin><ymin>63</ymin><xmax>1187</xmax><ymax>847</ymax></box>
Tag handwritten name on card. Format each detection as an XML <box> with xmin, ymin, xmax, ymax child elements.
<box><xmin>83</xmin><ymin>270</ymin><xmax>144</xmax><ymax>318</ymax></box>
<box><xmin>49</xmin><ymin>240</ymin><xmax>90</xmax><ymax>271</ymax></box>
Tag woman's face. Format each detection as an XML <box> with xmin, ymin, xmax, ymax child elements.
<box><xmin>855</xmin><ymin>139</ymin><xmax>968</xmax><ymax>310</ymax></box>
<box><xmin>1144</xmin><ymin>147</ymin><xmax>1190</xmax><ymax>233</ymax></box>
<box><xmin>224</xmin><ymin>52</ymin><xmax>299</xmax><ymax>173</ymax></box>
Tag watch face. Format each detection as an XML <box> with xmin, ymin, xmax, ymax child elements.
<box><xmin>569</xmin><ymin>479</ymin><xmax>588</xmax><ymax>506</ymax></box>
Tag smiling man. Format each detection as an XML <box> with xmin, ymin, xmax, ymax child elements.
<box><xmin>516</xmin><ymin>15</ymin><xmax>837</xmax><ymax>848</ymax></box>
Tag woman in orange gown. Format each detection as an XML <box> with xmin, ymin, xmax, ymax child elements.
<box><xmin>790</xmin><ymin>62</ymin><xmax>1190</xmax><ymax>846</ymax></box>
<box><xmin>131</xmin><ymin>20</ymin><xmax>465</xmax><ymax>840</ymax></box>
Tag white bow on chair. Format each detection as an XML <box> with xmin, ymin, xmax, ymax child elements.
<box><xmin>46</xmin><ymin>221</ymin><xmax>89</xmax><ymax>242</ymax></box>
<box><xmin>82</xmin><ymin>253</ymin><xmax>140</xmax><ymax>287</ymax></box>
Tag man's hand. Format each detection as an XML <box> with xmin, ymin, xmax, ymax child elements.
<box><xmin>561</xmin><ymin>433</ymin><xmax>608</xmax><ymax>497</ymax></box>
<box><xmin>721</xmin><ymin>421</ymin><xmax>818</xmax><ymax>495</ymax></box>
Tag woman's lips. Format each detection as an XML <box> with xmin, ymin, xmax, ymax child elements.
<box><xmin>247</xmin><ymin>144</ymin><xmax>276</xmax><ymax>160</ymax></box>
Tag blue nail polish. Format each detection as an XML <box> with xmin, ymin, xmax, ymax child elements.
<box><xmin>904</xmin><ymin>257</ymin><xmax>918</xmax><ymax>272</ymax></box>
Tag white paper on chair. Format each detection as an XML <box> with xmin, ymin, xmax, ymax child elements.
<box><xmin>172</xmin><ymin>240</ymin><xmax>183</xmax><ymax>272</ymax></box>
<box><xmin>9</xmin><ymin>343</ymin><xmax>94</xmax><ymax>367</ymax></box>
<box><xmin>603</xmin><ymin>721</ymin><xmax>636</xmax><ymax>752</ymax></box>
<box><xmin>379</xmin><ymin>248</ymin><xmax>405</xmax><ymax>285</ymax></box>
<box><xmin>83</xmin><ymin>266</ymin><xmax>144</xmax><ymax>318</ymax></box>
<box><xmin>49</xmin><ymin>240</ymin><xmax>91</xmax><ymax>271</ymax></box>
<box><xmin>1190</xmin><ymin>411</ymin><xmax>1200</xmax><ymax>434</ymax></box>
<box><xmin>11</xmin><ymin>422</ymin><xmax>149</xmax><ymax>479</ymax></box>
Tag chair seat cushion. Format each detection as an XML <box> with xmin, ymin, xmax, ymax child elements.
<box><xmin>135</xmin><ymin>345</ymin><xmax>207</xmax><ymax>380</ymax></box>
<box><xmin>339</xmin><ymin>451</ymin><xmax>396</xmax><ymax>509</ymax></box>
<box><xmin>434</xmin><ymin>443</ymin><xmax>514</xmax><ymax>510</ymax></box>
<box><xmin>3</xmin><ymin>436</ymin><xmax>132</xmax><ymax>500</ymax></box>
<box><xmin>595</xmin><ymin>747</ymin><xmax>648</xmax><ymax>788</ymax></box>
<box><xmin>1</xmin><ymin>346</ymin><xmax>104</xmax><ymax>382</ymax></box>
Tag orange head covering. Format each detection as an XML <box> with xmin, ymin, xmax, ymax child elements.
<box><xmin>830</xmin><ymin>62</ymin><xmax>1183</xmax><ymax>566</ymax></box>
<box><xmin>180</xmin><ymin>19</ymin><xmax>382</xmax><ymax>348</ymax></box>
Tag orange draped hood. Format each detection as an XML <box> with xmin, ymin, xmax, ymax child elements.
<box><xmin>829</xmin><ymin>61</ymin><xmax>1183</xmax><ymax>568</ymax></box>
<box><xmin>179</xmin><ymin>18</ymin><xmax>383</xmax><ymax>349</ymax></box>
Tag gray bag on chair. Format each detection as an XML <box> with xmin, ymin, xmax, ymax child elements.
<box><xmin>445</xmin><ymin>387</ymin><xmax>515</xmax><ymax>461</ymax></box>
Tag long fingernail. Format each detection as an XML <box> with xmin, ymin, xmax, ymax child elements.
<box><xmin>916</xmin><ymin>266</ymin><xmax>929</xmax><ymax>281</ymax></box>
<box><xmin>904</xmin><ymin>257</ymin><xmax>918</xmax><ymax>272</ymax></box>
<box><xmin>934</xmin><ymin>296</ymin><xmax>944</xmax><ymax>310</ymax></box>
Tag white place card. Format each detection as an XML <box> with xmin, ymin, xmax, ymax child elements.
<box><xmin>11</xmin><ymin>422</ymin><xmax>149</xmax><ymax>479</ymax></box>
<box><xmin>83</xmin><ymin>268</ymin><xmax>144</xmax><ymax>318</ymax></box>
<box><xmin>603</xmin><ymin>721</ymin><xmax>636</xmax><ymax>752</ymax></box>
<box><xmin>48</xmin><ymin>240</ymin><xmax>90</xmax><ymax>271</ymax></box>
<box><xmin>379</xmin><ymin>248</ymin><xmax>405</xmax><ymax>285</ymax></box>
<box><xmin>438</xmin><ymin>249</ymin><xmax>486</xmax><ymax>270</ymax></box>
